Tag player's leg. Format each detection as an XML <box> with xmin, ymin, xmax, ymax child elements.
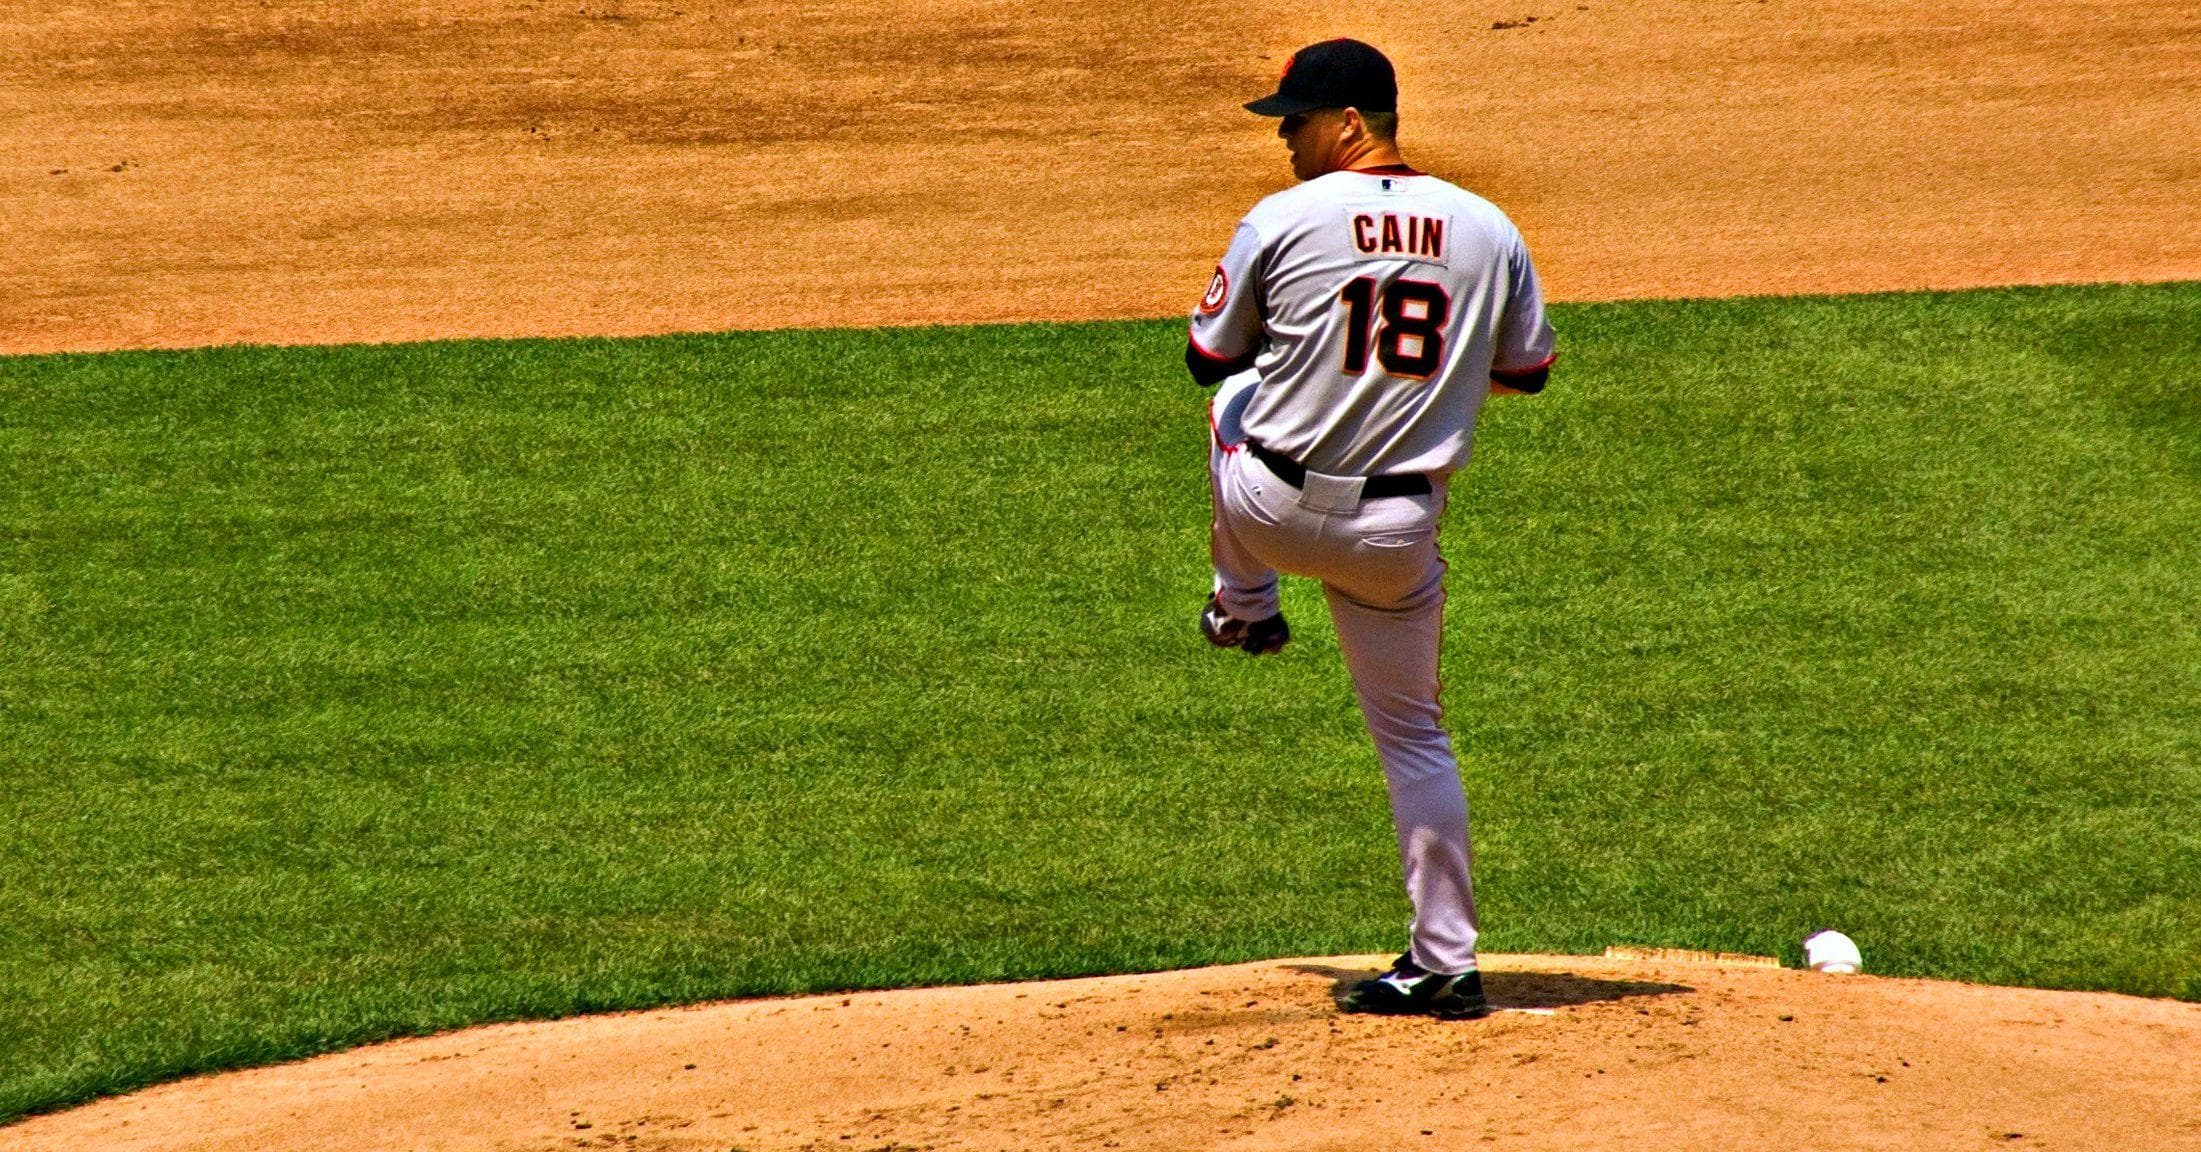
<box><xmin>1213</xmin><ymin>459</ymin><xmax>1482</xmax><ymax>1007</ymax></box>
<box><xmin>1321</xmin><ymin>508</ymin><xmax>1481</xmax><ymax>979</ymax></box>
<box><xmin>1207</xmin><ymin>372</ymin><xmax>1282</xmax><ymax>627</ymax></box>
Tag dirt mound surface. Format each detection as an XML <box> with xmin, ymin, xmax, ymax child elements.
<box><xmin>4</xmin><ymin>0</ymin><xmax>2198</xmax><ymax>354</ymax></box>
<box><xmin>8</xmin><ymin>953</ymin><xmax>2195</xmax><ymax>1151</ymax></box>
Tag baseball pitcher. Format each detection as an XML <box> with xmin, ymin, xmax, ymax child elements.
<box><xmin>1190</xmin><ymin>39</ymin><xmax>1556</xmax><ymax>1019</ymax></box>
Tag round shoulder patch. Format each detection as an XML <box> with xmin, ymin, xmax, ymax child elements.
<box><xmin>1198</xmin><ymin>265</ymin><xmax>1230</xmax><ymax>315</ymax></box>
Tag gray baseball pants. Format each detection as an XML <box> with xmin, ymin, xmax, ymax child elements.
<box><xmin>1206</xmin><ymin>376</ymin><xmax>1481</xmax><ymax>975</ymax></box>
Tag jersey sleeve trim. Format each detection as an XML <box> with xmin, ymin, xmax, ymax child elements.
<box><xmin>1492</xmin><ymin>350</ymin><xmax>1558</xmax><ymax>377</ymax></box>
<box><xmin>1491</xmin><ymin>351</ymin><xmax>1555</xmax><ymax>394</ymax></box>
<box><xmin>1188</xmin><ymin>327</ymin><xmax>1256</xmax><ymax>364</ymax></box>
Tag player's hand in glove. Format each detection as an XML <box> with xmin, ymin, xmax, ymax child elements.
<box><xmin>1201</xmin><ymin>594</ymin><xmax>1291</xmax><ymax>656</ymax></box>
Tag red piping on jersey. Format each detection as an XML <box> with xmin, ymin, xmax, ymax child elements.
<box><xmin>1207</xmin><ymin>397</ymin><xmax>1241</xmax><ymax>454</ymax></box>
<box><xmin>1187</xmin><ymin>329</ymin><xmax>1246</xmax><ymax>363</ymax></box>
<box><xmin>1349</xmin><ymin>164</ymin><xmax>1425</xmax><ymax>176</ymax></box>
<box><xmin>1493</xmin><ymin>350</ymin><xmax>1559</xmax><ymax>377</ymax></box>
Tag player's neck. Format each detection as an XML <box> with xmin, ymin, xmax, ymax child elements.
<box><xmin>1327</xmin><ymin>139</ymin><xmax>1407</xmax><ymax>176</ymax></box>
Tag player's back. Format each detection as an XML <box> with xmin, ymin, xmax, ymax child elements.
<box><xmin>1234</xmin><ymin>168</ymin><xmax>1548</xmax><ymax>478</ymax></box>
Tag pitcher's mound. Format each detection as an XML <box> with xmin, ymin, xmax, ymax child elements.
<box><xmin>11</xmin><ymin>953</ymin><xmax>2196</xmax><ymax>1151</ymax></box>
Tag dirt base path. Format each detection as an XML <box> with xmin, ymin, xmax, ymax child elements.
<box><xmin>8</xmin><ymin>953</ymin><xmax>2196</xmax><ymax>1151</ymax></box>
<box><xmin>5</xmin><ymin>0</ymin><xmax>2197</xmax><ymax>354</ymax></box>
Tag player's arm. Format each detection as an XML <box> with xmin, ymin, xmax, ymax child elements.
<box><xmin>1186</xmin><ymin>222</ymin><xmax>1266</xmax><ymax>387</ymax></box>
<box><xmin>1489</xmin><ymin>229</ymin><xmax>1557</xmax><ymax>396</ymax></box>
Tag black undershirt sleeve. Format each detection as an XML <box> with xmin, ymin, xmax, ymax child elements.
<box><xmin>1490</xmin><ymin>362</ymin><xmax>1551</xmax><ymax>394</ymax></box>
<box><xmin>1186</xmin><ymin>340</ymin><xmax>1259</xmax><ymax>387</ymax></box>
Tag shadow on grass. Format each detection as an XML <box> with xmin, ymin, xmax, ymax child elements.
<box><xmin>1284</xmin><ymin>962</ymin><xmax>1690</xmax><ymax>1010</ymax></box>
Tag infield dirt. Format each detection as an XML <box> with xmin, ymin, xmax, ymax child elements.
<box><xmin>4</xmin><ymin>0</ymin><xmax>2198</xmax><ymax>1147</ymax></box>
<box><xmin>9</xmin><ymin>954</ymin><xmax>2198</xmax><ymax>1151</ymax></box>
<box><xmin>3</xmin><ymin>0</ymin><xmax>2198</xmax><ymax>353</ymax></box>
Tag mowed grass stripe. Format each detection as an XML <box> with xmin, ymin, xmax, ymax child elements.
<box><xmin>1</xmin><ymin>283</ymin><xmax>2195</xmax><ymax>1119</ymax></box>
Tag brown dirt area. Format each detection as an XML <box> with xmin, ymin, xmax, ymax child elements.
<box><xmin>8</xmin><ymin>954</ymin><xmax>2198</xmax><ymax>1151</ymax></box>
<box><xmin>2</xmin><ymin>0</ymin><xmax>2197</xmax><ymax>354</ymax></box>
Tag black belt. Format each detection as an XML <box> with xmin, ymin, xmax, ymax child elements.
<box><xmin>1245</xmin><ymin>440</ymin><xmax>1432</xmax><ymax>498</ymax></box>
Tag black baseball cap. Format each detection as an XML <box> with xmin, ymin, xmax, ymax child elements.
<box><xmin>1244</xmin><ymin>39</ymin><xmax>1397</xmax><ymax>117</ymax></box>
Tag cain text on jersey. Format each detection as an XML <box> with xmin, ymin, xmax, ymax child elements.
<box><xmin>1349</xmin><ymin>212</ymin><xmax>1445</xmax><ymax>260</ymax></box>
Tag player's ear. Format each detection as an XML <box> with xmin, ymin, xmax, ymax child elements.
<box><xmin>1339</xmin><ymin>107</ymin><xmax>1363</xmax><ymax>141</ymax></box>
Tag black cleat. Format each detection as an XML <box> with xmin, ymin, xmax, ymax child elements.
<box><xmin>1340</xmin><ymin>953</ymin><xmax>1491</xmax><ymax>1020</ymax></box>
<box><xmin>1201</xmin><ymin>594</ymin><xmax>1290</xmax><ymax>655</ymax></box>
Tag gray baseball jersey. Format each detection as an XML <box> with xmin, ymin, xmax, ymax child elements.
<box><xmin>1189</xmin><ymin>167</ymin><xmax>1555</xmax><ymax>477</ymax></box>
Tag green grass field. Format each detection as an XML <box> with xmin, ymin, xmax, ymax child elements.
<box><xmin>2</xmin><ymin>283</ymin><xmax>2195</xmax><ymax>1120</ymax></box>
